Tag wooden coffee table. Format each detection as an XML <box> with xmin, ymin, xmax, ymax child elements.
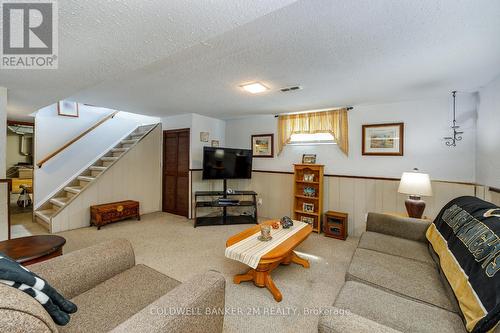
<box><xmin>0</xmin><ymin>235</ymin><xmax>66</xmax><ymax>266</ymax></box>
<box><xmin>226</xmin><ymin>220</ymin><xmax>313</xmax><ymax>302</ymax></box>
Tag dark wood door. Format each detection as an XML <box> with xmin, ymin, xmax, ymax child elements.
<box><xmin>162</xmin><ymin>129</ymin><xmax>190</xmax><ymax>217</ymax></box>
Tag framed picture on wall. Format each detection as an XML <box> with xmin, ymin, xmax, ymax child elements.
<box><xmin>362</xmin><ymin>123</ymin><xmax>404</xmax><ymax>156</ymax></box>
<box><xmin>57</xmin><ymin>101</ymin><xmax>79</xmax><ymax>117</ymax></box>
<box><xmin>251</xmin><ymin>134</ymin><xmax>274</xmax><ymax>158</ymax></box>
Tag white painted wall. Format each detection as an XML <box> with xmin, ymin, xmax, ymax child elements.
<box><xmin>34</xmin><ymin>103</ymin><xmax>159</xmax><ymax>208</ymax></box>
<box><xmin>476</xmin><ymin>75</ymin><xmax>500</xmax><ymax>189</ymax></box>
<box><xmin>160</xmin><ymin>113</ymin><xmax>225</xmax><ymax>169</ymax></box>
<box><xmin>191</xmin><ymin>114</ymin><xmax>225</xmax><ymax>169</ymax></box>
<box><xmin>225</xmin><ymin>96</ymin><xmax>477</xmax><ymax>182</ymax></box>
<box><xmin>0</xmin><ymin>87</ymin><xmax>8</xmax><ymax>241</ymax></box>
<box><xmin>0</xmin><ymin>87</ymin><xmax>7</xmax><ymax>178</ymax></box>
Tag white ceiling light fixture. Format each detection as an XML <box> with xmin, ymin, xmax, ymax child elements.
<box><xmin>240</xmin><ymin>82</ymin><xmax>269</xmax><ymax>94</ymax></box>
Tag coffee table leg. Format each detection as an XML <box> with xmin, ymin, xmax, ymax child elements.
<box><xmin>288</xmin><ymin>251</ymin><xmax>310</xmax><ymax>268</ymax></box>
<box><xmin>234</xmin><ymin>269</ymin><xmax>255</xmax><ymax>284</ymax></box>
<box><xmin>265</xmin><ymin>274</ymin><xmax>283</xmax><ymax>302</ymax></box>
<box><xmin>233</xmin><ymin>265</ymin><xmax>283</xmax><ymax>302</ymax></box>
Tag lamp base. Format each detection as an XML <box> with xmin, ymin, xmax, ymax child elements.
<box><xmin>405</xmin><ymin>195</ymin><xmax>426</xmax><ymax>219</ymax></box>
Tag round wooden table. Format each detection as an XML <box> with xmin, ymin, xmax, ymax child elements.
<box><xmin>0</xmin><ymin>235</ymin><xmax>66</xmax><ymax>266</ymax></box>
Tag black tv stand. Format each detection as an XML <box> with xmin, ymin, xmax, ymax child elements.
<box><xmin>194</xmin><ymin>179</ymin><xmax>258</xmax><ymax>227</ymax></box>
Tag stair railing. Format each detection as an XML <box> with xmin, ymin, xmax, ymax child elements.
<box><xmin>37</xmin><ymin>111</ymin><xmax>119</xmax><ymax>168</ymax></box>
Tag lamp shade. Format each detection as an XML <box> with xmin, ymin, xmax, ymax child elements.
<box><xmin>398</xmin><ymin>171</ymin><xmax>433</xmax><ymax>197</ymax></box>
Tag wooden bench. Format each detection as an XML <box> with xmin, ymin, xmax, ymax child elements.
<box><xmin>90</xmin><ymin>200</ymin><xmax>140</xmax><ymax>230</ymax></box>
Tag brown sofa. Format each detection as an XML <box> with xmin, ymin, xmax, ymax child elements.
<box><xmin>319</xmin><ymin>212</ymin><xmax>490</xmax><ymax>333</ymax></box>
<box><xmin>0</xmin><ymin>239</ymin><xmax>225</xmax><ymax>333</ymax></box>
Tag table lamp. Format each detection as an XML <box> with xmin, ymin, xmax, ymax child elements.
<box><xmin>398</xmin><ymin>169</ymin><xmax>433</xmax><ymax>218</ymax></box>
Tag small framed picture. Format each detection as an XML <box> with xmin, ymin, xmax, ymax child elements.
<box><xmin>303</xmin><ymin>202</ymin><xmax>314</xmax><ymax>213</ymax></box>
<box><xmin>303</xmin><ymin>173</ymin><xmax>315</xmax><ymax>182</ymax></box>
<box><xmin>301</xmin><ymin>216</ymin><xmax>315</xmax><ymax>225</ymax></box>
<box><xmin>57</xmin><ymin>101</ymin><xmax>79</xmax><ymax>117</ymax></box>
<box><xmin>200</xmin><ymin>132</ymin><xmax>209</xmax><ymax>142</ymax></box>
<box><xmin>362</xmin><ymin>123</ymin><xmax>404</xmax><ymax>156</ymax></box>
<box><xmin>251</xmin><ymin>134</ymin><xmax>274</xmax><ymax>158</ymax></box>
<box><xmin>302</xmin><ymin>154</ymin><xmax>316</xmax><ymax>164</ymax></box>
<box><xmin>211</xmin><ymin>140</ymin><xmax>219</xmax><ymax>147</ymax></box>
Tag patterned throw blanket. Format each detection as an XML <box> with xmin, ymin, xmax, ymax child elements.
<box><xmin>225</xmin><ymin>221</ymin><xmax>309</xmax><ymax>269</ymax></box>
<box><xmin>426</xmin><ymin>196</ymin><xmax>499</xmax><ymax>333</ymax></box>
<box><xmin>0</xmin><ymin>253</ymin><xmax>77</xmax><ymax>325</ymax></box>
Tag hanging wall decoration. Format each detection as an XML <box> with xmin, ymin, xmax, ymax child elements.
<box><xmin>443</xmin><ymin>91</ymin><xmax>464</xmax><ymax>147</ymax></box>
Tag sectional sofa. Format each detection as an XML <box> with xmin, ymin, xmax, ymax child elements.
<box><xmin>319</xmin><ymin>212</ymin><xmax>498</xmax><ymax>333</ymax></box>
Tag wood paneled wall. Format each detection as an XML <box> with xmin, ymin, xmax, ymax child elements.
<box><xmin>191</xmin><ymin>170</ymin><xmax>477</xmax><ymax>236</ymax></box>
<box><xmin>51</xmin><ymin>126</ymin><xmax>162</xmax><ymax>232</ymax></box>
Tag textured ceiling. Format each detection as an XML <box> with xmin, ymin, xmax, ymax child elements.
<box><xmin>3</xmin><ymin>0</ymin><xmax>500</xmax><ymax>119</ymax></box>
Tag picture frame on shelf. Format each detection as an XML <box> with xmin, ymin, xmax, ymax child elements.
<box><xmin>362</xmin><ymin>123</ymin><xmax>404</xmax><ymax>156</ymax></box>
<box><xmin>303</xmin><ymin>202</ymin><xmax>314</xmax><ymax>213</ymax></box>
<box><xmin>211</xmin><ymin>140</ymin><xmax>219</xmax><ymax>147</ymax></box>
<box><xmin>57</xmin><ymin>101</ymin><xmax>79</xmax><ymax>117</ymax></box>
<box><xmin>303</xmin><ymin>173</ymin><xmax>315</xmax><ymax>182</ymax></box>
<box><xmin>251</xmin><ymin>134</ymin><xmax>274</xmax><ymax>158</ymax></box>
<box><xmin>302</xmin><ymin>154</ymin><xmax>316</xmax><ymax>164</ymax></box>
<box><xmin>301</xmin><ymin>216</ymin><xmax>315</xmax><ymax>225</ymax></box>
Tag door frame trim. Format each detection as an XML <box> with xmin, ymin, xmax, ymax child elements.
<box><xmin>162</xmin><ymin>128</ymin><xmax>190</xmax><ymax>217</ymax></box>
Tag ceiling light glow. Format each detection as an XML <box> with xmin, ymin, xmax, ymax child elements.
<box><xmin>240</xmin><ymin>82</ymin><xmax>269</xmax><ymax>94</ymax></box>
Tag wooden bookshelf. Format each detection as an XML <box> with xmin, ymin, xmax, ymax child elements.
<box><xmin>293</xmin><ymin>164</ymin><xmax>324</xmax><ymax>233</ymax></box>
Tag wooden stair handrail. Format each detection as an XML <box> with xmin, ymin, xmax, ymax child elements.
<box><xmin>37</xmin><ymin>111</ymin><xmax>119</xmax><ymax>168</ymax></box>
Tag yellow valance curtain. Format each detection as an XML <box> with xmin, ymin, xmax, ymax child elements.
<box><xmin>277</xmin><ymin>108</ymin><xmax>349</xmax><ymax>156</ymax></box>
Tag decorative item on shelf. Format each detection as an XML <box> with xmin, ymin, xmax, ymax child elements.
<box><xmin>301</xmin><ymin>216</ymin><xmax>315</xmax><ymax>225</ymax></box>
<box><xmin>303</xmin><ymin>173</ymin><xmax>315</xmax><ymax>182</ymax></box>
<box><xmin>443</xmin><ymin>91</ymin><xmax>464</xmax><ymax>147</ymax></box>
<box><xmin>362</xmin><ymin>123</ymin><xmax>404</xmax><ymax>156</ymax></box>
<box><xmin>302</xmin><ymin>154</ymin><xmax>316</xmax><ymax>164</ymax></box>
<box><xmin>211</xmin><ymin>140</ymin><xmax>219</xmax><ymax>147</ymax></box>
<box><xmin>303</xmin><ymin>187</ymin><xmax>316</xmax><ymax>197</ymax></box>
<box><xmin>271</xmin><ymin>221</ymin><xmax>280</xmax><ymax>229</ymax></box>
<box><xmin>323</xmin><ymin>211</ymin><xmax>348</xmax><ymax>240</ymax></box>
<box><xmin>280</xmin><ymin>216</ymin><xmax>294</xmax><ymax>229</ymax></box>
<box><xmin>251</xmin><ymin>134</ymin><xmax>274</xmax><ymax>158</ymax></box>
<box><xmin>200</xmin><ymin>132</ymin><xmax>209</xmax><ymax>142</ymax></box>
<box><xmin>398</xmin><ymin>168</ymin><xmax>433</xmax><ymax>219</ymax></box>
<box><xmin>303</xmin><ymin>202</ymin><xmax>314</xmax><ymax>213</ymax></box>
<box><xmin>57</xmin><ymin>101</ymin><xmax>79</xmax><ymax>117</ymax></box>
<box><xmin>258</xmin><ymin>224</ymin><xmax>272</xmax><ymax>241</ymax></box>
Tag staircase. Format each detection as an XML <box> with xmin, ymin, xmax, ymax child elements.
<box><xmin>34</xmin><ymin>124</ymin><xmax>158</xmax><ymax>231</ymax></box>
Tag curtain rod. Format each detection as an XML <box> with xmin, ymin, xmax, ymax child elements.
<box><xmin>274</xmin><ymin>106</ymin><xmax>353</xmax><ymax>118</ymax></box>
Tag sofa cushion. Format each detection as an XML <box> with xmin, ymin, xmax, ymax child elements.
<box><xmin>347</xmin><ymin>248</ymin><xmax>456</xmax><ymax>312</ymax></box>
<box><xmin>334</xmin><ymin>281</ymin><xmax>465</xmax><ymax>333</ymax></box>
<box><xmin>358</xmin><ymin>231</ymin><xmax>435</xmax><ymax>265</ymax></box>
<box><xmin>318</xmin><ymin>306</ymin><xmax>403</xmax><ymax>333</ymax></box>
<box><xmin>427</xmin><ymin>197</ymin><xmax>500</xmax><ymax>333</ymax></box>
<box><xmin>0</xmin><ymin>253</ymin><xmax>77</xmax><ymax>326</ymax></box>
<box><xmin>0</xmin><ymin>283</ymin><xmax>58</xmax><ymax>333</ymax></box>
<box><xmin>60</xmin><ymin>264</ymin><xmax>180</xmax><ymax>333</ymax></box>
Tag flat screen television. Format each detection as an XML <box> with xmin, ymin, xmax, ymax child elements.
<box><xmin>202</xmin><ymin>147</ymin><xmax>252</xmax><ymax>179</ymax></box>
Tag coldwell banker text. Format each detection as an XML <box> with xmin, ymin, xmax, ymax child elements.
<box><xmin>1</xmin><ymin>0</ymin><xmax>58</xmax><ymax>69</ymax></box>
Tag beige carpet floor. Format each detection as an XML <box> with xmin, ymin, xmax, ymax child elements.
<box><xmin>56</xmin><ymin>212</ymin><xmax>359</xmax><ymax>333</ymax></box>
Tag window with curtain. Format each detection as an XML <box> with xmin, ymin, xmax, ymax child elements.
<box><xmin>277</xmin><ymin>108</ymin><xmax>349</xmax><ymax>155</ymax></box>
